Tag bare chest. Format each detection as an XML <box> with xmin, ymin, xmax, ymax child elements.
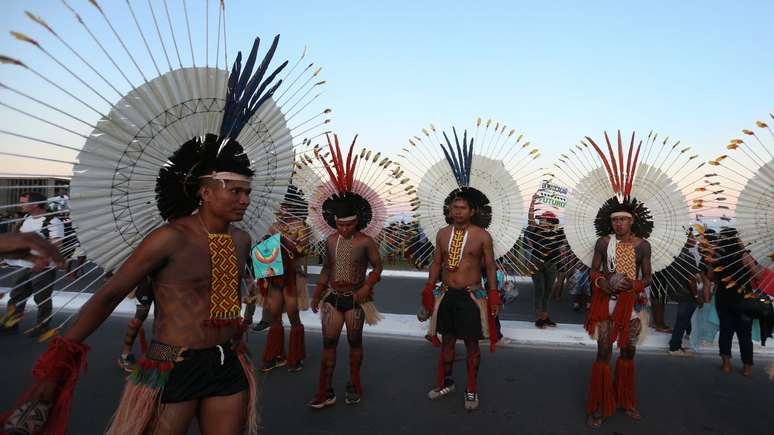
<box><xmin>154</xmin><ymin>236</ymin><xmax>247</xmax><ymax>286</ymax></box>
<box><xmin>439</xmin><ymin>229</ymin><xmax>482</xmax><ymax>263</ymax></box>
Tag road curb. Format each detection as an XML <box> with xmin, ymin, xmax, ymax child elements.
<box><xmin>2</xmin><ymin>291</ymin><xmax>771</xmax><ymax>357</ymax></box>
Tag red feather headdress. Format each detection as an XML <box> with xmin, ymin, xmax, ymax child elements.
<box><xmin>584</xmin><ymin>130</ymin><xmax>642</xmax><ymax>198</ymax></box>
<box><xmin>315</xmin><ymin>133</ymin><xmax>358</xmax><ymax>193</ymax></box>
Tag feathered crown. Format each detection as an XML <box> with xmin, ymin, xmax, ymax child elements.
<box><xmin>156</xmin><ymin>134</ymin><xmax>254</xmax><ymax>220</ymax></box>
<box><xmin>441</xmin><ymin>127</ymin><xmax>473</xmax><ymax>187</ymax></box>
<box><xmin>437</xmin><ymin>127</ymin><xmax>492</xmax><ymax>227</ymax></box>
<box><xmin>316</xmin><ymin>133</ymin><xmax>358</xmax><ymax>194</ymax></box>
<box><xmin>154</xmin><ymin>36</ymin><xmax>287</xmax><ymax>220</ymax></box>
<box><xmin>219</xmin><ymin>35</ymin><xmax>288</xmax><ymax>141</ymax></box>
<box><xmin>585</xmin><ymin>130</ymin><xmax>653</xmax><ymax>237</ymax></box>
<box><xmin>314</xmin><ymin>133</ymin><xmax>373</xmax><ymax>230</ymax></box>
<box><xmin>585</xmin><ymin>130</ymin><xmax>641</xmax><ymax>198</ymax></box>
<box><xmin>399</xmin><ymin>118</ymin><xmax>543</xmax><ymax>272</ymax></box>
<box><xmin>556</xmin><ymin>129</ymin><xmax>701</xmax><ymax>274</ymax></box>
<box><xmin>691</xmin><ymin>114</ymin><xmax>774</xmax><ymax>291</ymax></box>
<box><xmin>292</xmin><ymin>132</ymin><xmax>410</xmax><ymax>245</ymax></box>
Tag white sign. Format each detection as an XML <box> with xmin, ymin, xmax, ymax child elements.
<box><xmin>536</xmin><ymin>180</ymin><xmax>568</xmax><ymax>208</ymax></box>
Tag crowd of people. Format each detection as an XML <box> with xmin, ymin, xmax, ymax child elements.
<box><xmin>0</xmin><ymin>17</ymin><xmax>768</xmax><ymax>434</ymax></box>
<box><xmin>0</xmin><ymin>176</ymin><xmax>771</xmax><ymax>433</ymax></box>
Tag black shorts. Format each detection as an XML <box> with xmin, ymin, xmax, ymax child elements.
<box><xmin>135</xmin><ymin>280</ymin><xmax>154</xmax><ymax>306</ymax></box>
<box><xmin>324</xmin><ymin>292</ymin><xmax>357</xmax><ymax>313</ymax></box>
<box><xmin>160</xmin><ymin>343</ymin><xmax>248</xmax><ymax>404</ymax></box>
<box><xmin>436</xmin><ymin>287</ymin><xmax>482</xmax><ymax>341</ymax></box>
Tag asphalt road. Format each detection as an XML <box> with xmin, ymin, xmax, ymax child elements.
<box><xmin>1</xmin><ymin>316</ymin><xmax>771</xmax><ymax>435</ymax></box>
<box><xmin>0</xmin><ymin>264</ymin><xmax>679</xmax><ymax>327</ymax></box>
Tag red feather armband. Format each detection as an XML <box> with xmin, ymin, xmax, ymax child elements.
<box><xmin>632</xmin><ymin>280</ymin><xmax>645</xmax><ymax>293</ymax></box>
<box><xmin>1</xmin><ymin>337</ymin><xmax>90</xmax><ymax>435</ymax></box>
<box><xmin>487</xmin><ymin>288</ymin><xmax>501</xmax><ymax>307</ymax></box>
<box><xmin>365</xmin><ymin>270</ymin><xmax>381</xmax><ymax>288</ymax></box>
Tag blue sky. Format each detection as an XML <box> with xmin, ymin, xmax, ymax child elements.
<box><xmin>0</xmin><ymin>0</ymin><xmax>772</xmax><ymax>175</ymax></box>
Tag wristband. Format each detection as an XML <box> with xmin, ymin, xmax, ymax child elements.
<box><xmin>365</xmin><ymin>270</ymin><xmax>381</xmax><ymax>287</ymax></box>
<box><xmin>487</xmin><ymin>288</ymin><xmax>501</xmax><ymax>307</ymax></box>
<box><xmin>592</xmin><ymin>272</ymin><xmax>606</xmax><ymax>289</ymax></box>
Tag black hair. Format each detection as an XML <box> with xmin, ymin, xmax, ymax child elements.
<box><xmin>443</xmin><ymin>187</ymin><xmax>492</xmax><ymax>228</ymax></box>
<box><xmin>155</xmin><ymin>134</ymin><xmax>254</xmax><ymax>220</ymax></box>
<box><xmin>321</xmin><ymin>191</ymin><xmax>372</xmax><ymax>230</ymax></box>
<box><xmin>594</xmin><ymin>196</ymin><xmax>653</xmax><ymax>238</ymax></box>
<box><xmin>21</xmin><ymin>191</ymin><xmax>47</xmax><ymax>206</ymax></box>
<box><xmin>715</xmin><ymin>227</ymin><xmax>750</xmax><ymax>292</ymax></box>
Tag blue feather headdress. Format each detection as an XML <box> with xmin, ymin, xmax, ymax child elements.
<box><xmin>440</xmin><ymin>127</ymin><xmax>473</xmax><ymax>187</ymax></box>
<box><xmin>155</xmin><ymin>35</ymin><xmax>288</xmax><ymax>220</ymax></box>
<box><xmin>438</xmin><ymin>127</ymin><xmax>492</xmax><ymax>228</ymax></box>
<box><xmin>220</xmin><ymin>35</ymin><xmax>288</xmax><ymax>140</ymax></box>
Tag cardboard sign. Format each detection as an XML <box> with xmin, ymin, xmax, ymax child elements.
<box><xmin>251</xmin><ymin>233</ymin><xmax>284</xmax><ymax>279</ymax></box>
<box><xmin>536</xmin><ymin>180</ymin><xmax>568</xmax><ymax>208</ymax></box>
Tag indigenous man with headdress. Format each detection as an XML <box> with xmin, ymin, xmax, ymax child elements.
<box><xmin>421</xmin><ymin>187</ymin><xmax>500</xmax><ymax>411</ymax></box>
<box><xmin>304</xmin><ymin>134</ymin><xmax>388</xmax><ymax>409</ymax></box>
<box><xmin>403</xmin><ymin>120</ymin><xmax>540</xmax><ymax>411</ymax></box>
<box><xmin>254</xmin><ymin>184</ymin><xmax>312</xmax><ymax>373</ymax></box>
<box><xmin>0</xmin><ymin>34</ymin><xmax>296</xmax><ymax>435</ymax></box>
<box><xmin>585</xmin><ymin>196</ymin><xmax>652</xmax><ymax>428</ymax></box>
<box><xmin>553</xmin><ymin>130</ymin><xmax>703</xmax><ymax>428</ymax></box>
<box><xmin>412</xmin><ymin>127</ymin><xmax>518</xmax><ymax>412</ymax></box>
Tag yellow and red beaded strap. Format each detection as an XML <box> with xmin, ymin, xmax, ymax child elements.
<box><xmin>446</xmin><ymin>228</ymin><xmax>468</xmax><ymax>271</ymax></box>
<box><xmin>334</xmin><ymin>235</ymin><xmax>355</xmax><ymax>283</ymax></box>
<box><xmin>615</xmin><ymin>242</ymin><xmax>637</xmax><ymax>280</ymax></box>
<box><xmin>207</xmin><ymin>233</ymin><xmax>241</xmax><ymax>322</ymax></box>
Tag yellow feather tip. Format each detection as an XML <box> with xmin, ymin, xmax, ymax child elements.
<box><xmin>38</xmin><ymin>328</ymin><xmax>59</xmax><ymax>343</ymax></box>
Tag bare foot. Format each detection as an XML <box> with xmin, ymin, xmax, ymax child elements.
<box><xmin>586</xmin><ymin>414</ymin><xmax>602</xmax><ymax>429</ymax></box>
<box><xmin>626</xmin><ymin>408</ymin><xmax>642</xmax><ymax>420</ymax></box>
<box><xmin>742</xmin><ymin>364</ymin><xmax>752</xmax><ymax>377</ymax></box>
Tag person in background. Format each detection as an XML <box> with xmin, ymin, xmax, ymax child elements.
<box><xmin>714</xmin><ymin>228</ymin><xmax>754</xmax><ymax>376</ymax></box>
<box><xmin>1</xmin><ymin>192</ymin><xmax>64</xmax><ymax>336</ymax></box>
<box><xmin>526</xmin><ymin>194</ymin><xmax>564</xmax><ymax>328</ymax></box>
<box><xmin>666</xmin><ymin>233</ymin><xmax>702</xmax><ymax>356</ymax></box>
<box><xmin>569</xmin><ymin>265</ymin><xmax>591</xmax><ymax>312</ymax></box>
<box><xmin>0</xmin><ymin>232</ymin><xmax>64</xmax><ymax>270</ymax></box>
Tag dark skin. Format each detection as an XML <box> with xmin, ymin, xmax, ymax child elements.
<box><xmin>426</xmin><ymin>199</ymin><xmax>499</xmax><ymax>317</ymax></box>
<box><xmin>262</xmin><ymin>212</ymin><xmax>311</xmax><ymax>360</ymax></box>
<box><xmin>424</xmin><ymin>198</ymin><xmax>499</xmax><ymax>396</ymax></box>
<box><xmin>0</xmin><ymin>232</ymin><xmax>64</xmax><ymax>271</ymax></box>
<box><xmin>588</xmin><ymin>214</ymin><xmax>652</xmax><ymax>428</ymax></box>
<box><xmin>309</xmin><ymin>218</ymin><xmax>382</xmax><ymax>397</ymax></box>
<box><xmin>311</xmin><ymin>219</ymin><xmax>382</xmax><ymax>311</ymax></box>
<box><xmin>30</xmin><ymin>179</ymin><xmax>253</xmax><ymax>435</ymax></box>
<box><xmin>591</xmin><ymin>215</ymin><xmax>652</xmax><ymax>295</ymax></box>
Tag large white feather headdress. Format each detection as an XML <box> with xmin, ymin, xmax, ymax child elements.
<box><xmin>554</xmin><ymin>130</ymin><xmax>703</xmax><ymax>283</ymax></box>
<box><xmin>0</xmin><ymin>0</ymin><xmax>329</xmax><ymax>335</ymax></box>
<box><xmin>692</xmin><ymin>114</ymin><xmax>774</xmax><ymax>290</ymax></box>
<box><xmin>398</xmin><ymin>118</ymin><xmax>543</xmax><ymax>273</ymax></box>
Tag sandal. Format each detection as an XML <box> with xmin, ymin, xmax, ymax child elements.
<box><xmin>586</xmin><ymin>414</ymin><xmax>602</xmax><ymax>429</ymax></box>
<box><xmin>625</xmin><ymin>408</ymin><xmax>642</xmax><ymax>420</ymax></box>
